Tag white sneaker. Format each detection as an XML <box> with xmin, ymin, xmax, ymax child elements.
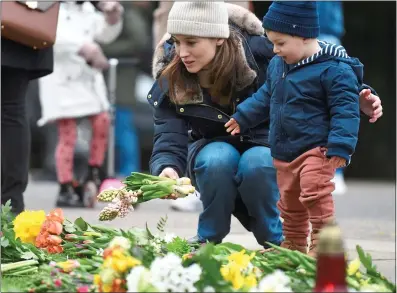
<box><xmin>331</xmin><ymin>173</ymin><xmax>347</xmax><ymax>196</ymax></box>
<box><xmin>170</xmin><ymin>193</ymin><xmax>203</xmax><ymax>212</ymax></box>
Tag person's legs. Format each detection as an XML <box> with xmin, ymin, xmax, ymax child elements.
<box><xmin>1</xmin><ymin>67</ymin><xmax>31</xmax><ymax>214</ymax></box>
<box><xmin>236</xmin><ymin>146</ymin><xmax>283</xmax><ymax>247</ymax></box>
<box><xmin>55</xmin><ymin>118</ymin><xmax>77</xmax><ymax>184</ymax></box>
<box><xmin>298</xmin><ymin>147</ymin><xmax>335</xmax><ymax>256</ymax></box>
<box><xmin>273</xmin><ymin>159</ymin><xmax>309</xmax><ymax>253</ymax></box>
<box><xmin>193</xmin><ymin>142</ymin><xmax>240</xmax><ymax>243</ymax></box>
<box><xmin>88</xmin><ymin>112</ymin><xmax>110</xmax><ymax>168</ymax></box>
<box><xmin>54</xmin><ymin>118</ymin><xmax>86</xmax><ymax>207</ymax></box>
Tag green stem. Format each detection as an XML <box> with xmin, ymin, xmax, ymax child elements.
<box><xmin>4</xmin><ymin>266</ymin><xmax>38</xmax><ymax>276</ymax></box>
<box><xmin>1</xmin><ymin>260</ymin><xmax>38</xmax><ymax>272</ymax></box>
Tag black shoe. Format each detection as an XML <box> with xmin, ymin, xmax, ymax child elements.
<box><xmin>56</xmin><ymin>183</ymin><xmax>85</xmax><ymax>208</ymax></box>
<box><xmin>187</xmin><ymin>235</ymin><xmax>221</xmax><ymax>246</ymax></box>
<box><xmin>84</xmin><ymin>165</ymin><xmax>105</xmax><ymax>189</ymax></box>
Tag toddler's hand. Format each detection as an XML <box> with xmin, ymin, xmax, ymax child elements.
<box><xmin>329</xmin><ymin>156</ymin><xmax>346</xmax><ymax>169</ymax></box>
<box><xmin>225</xmin><ymin>118</ymin><xmax>241</xmax><ymax>135</ymax></box>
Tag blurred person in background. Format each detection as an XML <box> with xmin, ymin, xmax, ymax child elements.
<box><xmin>101</xmin><ymin>1</ymin><xmax>153</xmax><ymax>177</ymax></box>
<box><xmin>1</xmin><ymin>38</ymin><xmax>54</xmax><ymax>215</ymax></box>
<box><xmin>318</xmin><ymin>1</ymin><xmax>346</xmax><ymax>196</ymax></box>
<box><xmin>37</xmin><ymin>1</ymin><xmax>123</xmax><ymax>207</ymax></box>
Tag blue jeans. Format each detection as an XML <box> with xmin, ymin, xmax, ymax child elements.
<box><xmin>192</xmin><ymin>142</ymin><xmax>283</xmax><ymax>247</ymax></box>
<box><xmin>115</xmin><ymin>106</ymin><xmax>140</xmax><ymax>176</ymax></box>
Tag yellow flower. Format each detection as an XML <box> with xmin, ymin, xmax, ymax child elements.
<box><xmin>227</xmin><ymin>250</ymin><xmax>254</xmax><ymax>269</ymax></box>
<box><xmin>244</xmin><ymin>273</ymin><xmax>258</xmax><ymax>288</ymax></box>
<box><xmin>221</xmin><ymin>263</ymin><xmax>246</xmax><ymax>290</ymax></box>
<box><xmin>112</xmin><ymin>256</ymin><xmax>141</xmax><ymax>273</ymax></box>
<box><xmin>13</xmin><ymin>210</ymin><xmax>46</xmax><ymax>244</ymax></box>
<box><xmin>102</xmin><ymin>283</ymin><xmax>113</xmax><ymax>293</ymax></box>
<box><xmin>220</xmin><ymin>250</ymin><xmax>259</xmax><ymax>290</ymax></box>
<box><xmin>111</xmin><ymin>248</ymin><xmax>124</xmax><ymax>259</ymax></box>
<box><xmin>94</xmin><ymin>274</ymin><xmax>101</xmax><ymax>285</ymax></box>
<box><xmin>347</xmin><ymin>258</ymin><xmax>361</xmax><ymax>276</ymax></box>
<box><xmin>57</xmin><ymin>259</ymin><xmax>80</xmax><ymax>273</ymax></box>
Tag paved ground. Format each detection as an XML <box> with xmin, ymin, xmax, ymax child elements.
<box><xmin>24</xmin><ymin>179</ymin><xmax>396</xmax><ymax>283</ymax></box>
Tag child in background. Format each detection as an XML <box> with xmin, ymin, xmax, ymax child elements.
<box><xmin>38</xmin><ymin>1</ymin><xmax>123</xmax><ymax>207</ymax></box>
<box><xmin>225</xmin><ymin>1</ymin><xmax>362</xmax><ymax>256</ymax></box>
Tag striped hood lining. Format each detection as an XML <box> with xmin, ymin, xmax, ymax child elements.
<box><xmin>296</xmin><ymin>40</ymin><xmax>350</xmax><ymax>67</ymax></box>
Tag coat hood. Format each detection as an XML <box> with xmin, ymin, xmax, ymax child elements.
<box><xmin>296</xmin><ymin>41</ymin><xmax>364</xmax><ymax>84</ymax></box>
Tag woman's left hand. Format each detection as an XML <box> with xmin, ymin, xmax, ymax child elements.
<box><xmin>98</xmin><ymin>1</ymin><xmax>123</xmax><ymax>25</ymax></box>
<box><xmin>359</xmin><ymin>89</ymin><xmax>383</xmax><ymax>123</ymax></box>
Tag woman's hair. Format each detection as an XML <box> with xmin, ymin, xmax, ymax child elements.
<box><xmin>160</xmin><ymin>27</ymin><xmax>245</xmax><ymax>105</ymax></box>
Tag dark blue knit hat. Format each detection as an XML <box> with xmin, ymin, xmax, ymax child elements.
<box><xmin>263</xmin><ymin>1</ymin><xmax>319</xmax><ymax>38</ymax></box>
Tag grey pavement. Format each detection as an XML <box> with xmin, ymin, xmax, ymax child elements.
<box><xmin>24</xmin><ymin>179</ymin><xmax>396</xmax><ymax>283</ymax></box>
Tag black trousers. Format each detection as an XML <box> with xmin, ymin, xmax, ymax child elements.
<box><xmin>1</xmin><ymin>66</ymin><xmax>31</xmax><ymax>214</ymax></box>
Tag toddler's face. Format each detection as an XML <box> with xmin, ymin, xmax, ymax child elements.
<box><xmin>266</xmin><ymin>30</ymin><xmax>306</xmax><ymax>64</ymax></box>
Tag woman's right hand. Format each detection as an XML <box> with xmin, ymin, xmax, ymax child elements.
<box><xmin>159</xmin><ymin>167</ymin><xmax>179</xmax><ymax>200</ymax></box>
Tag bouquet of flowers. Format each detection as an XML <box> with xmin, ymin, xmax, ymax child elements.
<box><xmin>97</xmin><ymin>172</ymin><xmax>196</xmax><ymax>221</ymax></box>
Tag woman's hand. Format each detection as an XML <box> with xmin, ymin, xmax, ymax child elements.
<box><xmin>359</xmin><ymin>89</ymin><xmax>383</xmax><ymax>123</ymax></box>
<box><xmin>97</xmin><ymin>1</ymin><xmax>124</xmax><ymax>25</ymax></box>
<box><xmin>225</xmin><ymin>118</ymin><xmax>241</xmax><ymax>135</ymax></box>
<box><xmin>159</xmin><ymin>167</ymin><xmax>179</xmax><ymax>200</ymax></box>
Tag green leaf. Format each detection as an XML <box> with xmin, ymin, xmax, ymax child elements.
<box><xmin>63</xmin><ymin>221</ymin><xmax>76</xmax><ymax>233</ymax></box>
<box><xmin>74</xmin><ymin>217</ymin><xmax>88</xmax><ymax>231</ymax></box>
<box><xmin>145</xmin><ymin>223</ymin><xmax>155</xmax><ymax>240</ymax></box>
<box><xmin>20</xmin><ymin>251</ymin><xmax>38</xmax><ymax>260</ymax></box>
<box><xmin>156</xmin><ymin>215</ymin><xmax>168</xmax><ymax>233</ymax></box>
<box><xmin>1</xmin><ymin>237</ymin><xmax>9</xmax><ymax>248</ymax></box>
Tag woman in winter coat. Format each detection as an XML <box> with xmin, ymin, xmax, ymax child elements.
<box><xmin>148</xmin><ymin>2</ymin><xmax>383</xmax><ymax>247</ymax></box>
<box><xmin>38</xmin><ymin>1</ymin><xmax>123</xmax><ymax>207</ymax></box>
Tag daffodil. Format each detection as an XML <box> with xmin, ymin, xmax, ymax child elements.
<box><xmin>347</xmin><ymin>258</ymin><xmax>361</xmax><ymax>276</ymax></box>
<box><xmin>13</xmin><ymin>210</ymin><xmax>46</xmax><ymax>244</ymax></box>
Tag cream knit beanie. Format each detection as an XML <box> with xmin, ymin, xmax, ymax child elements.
<box><xmin>167</xmin><ymin>1</ymin><xmax>230</xmax><ymax>38</ymax></box>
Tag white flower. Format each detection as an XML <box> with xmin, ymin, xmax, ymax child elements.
<box><xmin>163</xmin><ymin>233</ymin><xmax>177</xmax><ymax>243</ymax></box>
<box><xmin>108</xmin><ymin>236</ymin><xmax>131</xmax><ymax>250</ymax></box>
<box><xmin>126</xmin><ymin>266</ymin><xmax>156</xmax><ymax>292</ymax></box>
<box><xmin>127</xmin><ymin>266</ymin><xmax>146</xmax><ymax>291</ymax></box>
<box><xmin>203</xmin><ymin>286</ymin><xmax>216</xmax><ymax>292</ymax></box>
<box><xmin>252</xmin><ymin>270</ymin><xmax>293</xmax><ymax>292</ymax></box>
<box><xmin>359</xmin><ymin>284</ymin><xmax>392</xmax><ymax>292</ymax></box>
<box><xmin>148</xmin><ymin>253</ymin><xmax>202</xmax><ymax>292</ymax></box>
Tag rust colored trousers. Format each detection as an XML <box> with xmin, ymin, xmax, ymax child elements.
<box><xmin>273</xmin><ymin>147</ymin><xmax>336</xmax><ymax>246</ymax></box>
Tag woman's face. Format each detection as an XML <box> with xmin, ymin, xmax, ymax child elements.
<box><xmin>173</xmin><ymin>35</ymin><xmax>225</xmax><ymax>73</ymax></box>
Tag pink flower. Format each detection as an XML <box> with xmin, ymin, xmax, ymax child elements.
<box><xmin>77</xmin><ymin>285</ymin><xmax>90</xmax><ymax>293</ymax></box>
<box><xmin>54</xmin><ymin>279</ymin><xmax>62</xmax><ymax>287</ymax></box>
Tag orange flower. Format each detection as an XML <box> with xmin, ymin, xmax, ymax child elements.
<box><xmin>35</xmin><ymin>232</ymin><xmax>50</xmax><ymax>248</ymax></box>
<box><xmin>47</xmin><ymin>245</ymin><xmax>63</xmax><ymax>254</ymax></box>
<box><xmin>112</xmin><ymin>279</ymin><xmax>125</xmax><ymax>293</ymax></box>
<box><xmin>103</xmin><ymin>248</ymin><xmax>113</xmax><ymax>259</ymax></box>
<box><xmin>47</xmin><ymin>235</ymin><xmax>62</xmax><ymax>245</ymax></box>
<box><xmin>47</xmin><ymin>208</ymin><xmax>64</xmax><ymax>223</ymax></box>
<box><xmin>42</xmin><ymin>220</ymin><xmax>63</xmax><ymax>235</ymax></box>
